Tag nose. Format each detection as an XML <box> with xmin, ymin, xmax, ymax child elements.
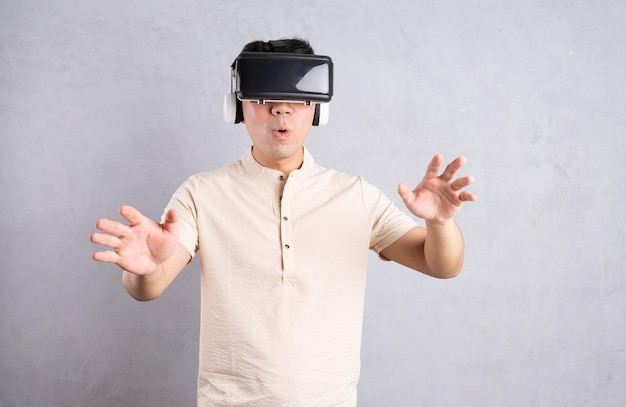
<box><xmin>270</xmin><ymin>101</ymin><xmax>293</xmax><ymax>117</ymax></box>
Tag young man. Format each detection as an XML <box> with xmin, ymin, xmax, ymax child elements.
<box><xmin>91</xmin><ymin>38</ymin><xmax>476</xmax><ymax>406</ymax></box>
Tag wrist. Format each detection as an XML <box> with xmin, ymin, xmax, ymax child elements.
<box><xmin>425</xmin><ymin>218</ymin><xmax>456</xmax><ymax>228</ymax></box>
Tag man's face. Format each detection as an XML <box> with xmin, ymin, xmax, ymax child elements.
<box><xmin>241</xmin><ymin>100</ymin><xmax>315</xmax><ymax>171</ymax></box>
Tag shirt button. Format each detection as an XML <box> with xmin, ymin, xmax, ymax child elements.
<box><xmin>282</xmin><ymin>216</ymin><xmax>288</xmax><ymax>221</ymax></box>
<box><xmin>279</xmin><ymin>175</ymin><xmax>285</xmax><ymax>181</ymax></box>
<box><xmin>284</xmin><ymin>244</ymin><xmax>290</xmax><ymax>249</ymax></box>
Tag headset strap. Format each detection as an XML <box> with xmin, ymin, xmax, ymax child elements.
<box><xmin>269</xmin><ymin>40</ymin><xmax>288</xmax><ymax>52</ymax></box>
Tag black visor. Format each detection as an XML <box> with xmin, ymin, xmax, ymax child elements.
<box><xmin>233</xmin><ymin>52</ymin><xmax>333</xmax><ymax>103</ymax></box>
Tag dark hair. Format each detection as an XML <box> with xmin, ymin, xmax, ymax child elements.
<box><xmin>240</xmin><ymin>38</ymin><xmax>314</xmax><ymax>54</ymax></box>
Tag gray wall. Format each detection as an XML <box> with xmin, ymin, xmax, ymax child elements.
<box><xmin>1</xmin><ymin>0</ymin><xmax>624</xmax><ymax>406</ymax></box>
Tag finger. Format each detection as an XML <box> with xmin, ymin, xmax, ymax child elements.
<box><xmin>440</xmin><ymin>156</ymin><xmax>466</xmax><ymax>182</ymax></box>
<box><xmin>120</xmin><ymin>205</ymin><xmax>144</xmax><ymax>226</ymax></box>
<box><xmin>397</xmin><ymin>182</ymin><xmax>414</xmax><ymax>203</ymax></box>
<box><xmin>451</xmin><ymin>175</ymin><xmax>475</xmax><ymax>191</ymax></box>
<box><xmin>90</xmin><ymin>232</ymin><xmax>122</xmax><ymax>249</ymax></box>
<box><xmin>424</xmin><ymin>154</ymin><xmax>444</xmax><ymax>178</ymax></box>
<box><xmin>459</xmin><ymin>191</ymin><xmax>477</xmax><ymax>202</ymax></box>
<box><xmin>162</xmin><ymin>209</ymin><xmax>179</xmax><ymax>234</ymax></box>
<box><xmin>95</xmin><ymin>218</ymin><xmax>130</xmax><ymax>237</ymax></box>
<box><xmin>92</xmin><ymin>250</ymin><xmax>120</xmax><ymax>263</ymax></box>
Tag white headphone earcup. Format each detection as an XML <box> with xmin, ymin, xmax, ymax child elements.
<box><xmin>223</xmin><ymin>93</ymin><xmax>238</xmax><ymax>124</ymax></box>
<box><xmin>316</xmin><ymin>103</ymin><xmax>329</xmax><ymax>126</ymax></box>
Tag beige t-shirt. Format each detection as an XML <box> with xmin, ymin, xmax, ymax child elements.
<box><xmin>165</xmin><ymin>148</ymin><xmax>417</xmax><ymax>407</ymax></box>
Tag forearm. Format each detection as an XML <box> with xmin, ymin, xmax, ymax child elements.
<box><xmin>423</xmin><ymin>219</ymin><xmax>465</xmax><ymax>278</ymax></box>
<box><xmin>121</xmin><ymin>243</ymin><xmax>191</xmax><ymax>301</ymax></box>
<box><xmin>122</xmin><ymin>266</ymin><xmax>168</xmax><ymax>301</ymax></box>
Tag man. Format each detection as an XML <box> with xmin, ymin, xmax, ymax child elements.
<box><xmin>91</xmin><ymin>38</ymin><xmax>476</xmax><ymax>406</ymax></box>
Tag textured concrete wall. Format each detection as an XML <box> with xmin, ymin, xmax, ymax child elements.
<box><xmin>1</xmin><ymin>0</ymin><xmax>625</xmax><ymax>406</ymax></box>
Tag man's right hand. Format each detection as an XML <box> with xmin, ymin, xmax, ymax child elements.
<box><xmin>90</xmin><ymin>205</ymin><xmax>179</xmax><ymax>276</ymax></box>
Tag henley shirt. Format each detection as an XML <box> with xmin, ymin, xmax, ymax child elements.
<box><xmin>165</xmin><ymin>148</ymin><xmax>417</xmax><ymax>406</ymax></box>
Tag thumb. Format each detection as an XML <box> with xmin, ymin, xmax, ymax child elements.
<box><xmin>162</xmin><ymin>210</ymin><xmax>179</xmax><ymax>234</ymax></box>
<box><xmin>397</xmin><ymin>182</ymin><xmax>414</xmax><ymax>203</ymax></box>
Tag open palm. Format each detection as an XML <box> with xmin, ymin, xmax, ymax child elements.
<box><xmin>398</xmin><ymin>155</ymin><xmax>476</xmax><ymax>223</ymax></box>
<box><xmin>91</xmin><ymin>205</ymin><xmax>179</xmax><ymax>275</ymax></box>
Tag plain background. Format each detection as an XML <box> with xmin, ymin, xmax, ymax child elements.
<box><xmin>1</xmin><ymin>0</ymin><xmax>625</xmax><ymax>406</ymax></box>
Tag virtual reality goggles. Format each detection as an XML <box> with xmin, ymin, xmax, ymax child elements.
<box><xmin>224</xmin><ymin>51</ymin><xmax>334</xmax><ymax>126</ymax></box>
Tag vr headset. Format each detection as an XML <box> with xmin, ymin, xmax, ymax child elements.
<box><xmin>223</xmin><ymin>41</ymin><xmax>334</xmax><ymax>126</ymax></box>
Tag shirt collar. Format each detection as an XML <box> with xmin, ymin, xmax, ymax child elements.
<box><xmin>240</xmin><ymin>147</ymin><xmax>315</xmax><ymax>182</ymax></box>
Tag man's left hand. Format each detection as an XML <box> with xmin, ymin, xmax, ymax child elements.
<box><xmin>398</xmin><ymin>154</ymin><xmax>477</xmax><ymax>223</ymax></box>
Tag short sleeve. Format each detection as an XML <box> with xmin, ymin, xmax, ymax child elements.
<box><xmin>162</xmin><ymin>176</ymin><xmax>200</xmax><ymax>258</ymax></box>
<box><xmin>361</xmin><ymin>178</ymin><xmax>418</xmax><ymax>259</ymax></box>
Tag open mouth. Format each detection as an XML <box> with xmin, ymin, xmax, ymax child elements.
<box><xmin>273</xmin><ymin>126</ymin><xmax>291</xmax><ymax>138</ymax></box>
